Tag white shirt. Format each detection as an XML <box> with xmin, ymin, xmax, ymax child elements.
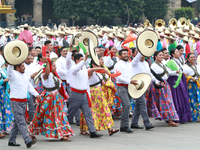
<box><xmin>114</xmin><ymin>60</ymin><xmax>133</xmax><ymax>84</ymax></box>
<box><xmin>184</xmin><ymin>64</ymin><xmax>200</xmax><ymax>80</ymax></box>
<box><xmin>68</xmin><ymin>60</ymin><xmax>89</xmax><ymax>90</ymax></box>
<box><xmin>50</xmin><ymin>51</ymin><xmax>58</xmax><ymax>59</ymax></box>
<box><xmin>151</xmin><ymin>62</ymin><xmax>169</xmax><ymax>81</ymax></box>
<box><xmin>0</xmin><ymin>55</ymin><xmax>5</xmax><ymax>67</ymax></box>
<box><xmin>41</xmin><ymin>73</ymin><xmax>61</xmax><ymax>88</ymax></box>
<box><xmin>58</xmin><ymin>38</ymin><xmax>64</xmax><ymax>47</ymax></box>
<box><xmin>132</xmin><ymin>53</ymin><xmax>156</xmax><ymax>83</ymax></box>
<box><xmin>103</xmin><ymin>56</ymin><xmax>119</xmax><ymax>73</ymax></box>
<box><xmin>56</xmin><ymin>56</ymin><xmax>67</xmax><ymax>80</ymax></box>
<box><xmin>7</xmin><ymin>65</ymin><xmax>38</xmax><ymax>99</ymax></box>
<box><xmin>89</xmin><ymin>72</ymin><xmax>102</xmax><ymax>87</ymax></box>
<box><xmin>166</xmin><ymin>58</ymin><xmax>184</xmax><ymax>76</ymax></box>
<box><xmin>162</xmin><ymin>59</ymin><xmax>169</xmax><ymax>65</ymax></box>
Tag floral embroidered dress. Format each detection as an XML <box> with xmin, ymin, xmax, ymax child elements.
<box><xmin>146</xmin><ymin>61</ymin><xmax>179</xmax><ymax>121</ymax></box>
<box><xmin>29</xmin><ymin>73</ymin><xmax>74</xmax><ymax>138</ymax></box>
<box><xmin>0</xmin><ymin>68</ymin><xmax>14</xmax><ymax>134</ymax></box>
<box><xmin>80</xmin><ymin>71</ymin><xmax>114</xmax><ymax>131</ymax></box>
<box><xmin>184</xmin><ymin>63</ymin><xmax>200</xmax><ymax>122</ymax></box>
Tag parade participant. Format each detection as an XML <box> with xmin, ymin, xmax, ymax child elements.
<box><xmin>98</xmin><ymin>46</ymin><xmax>105</xmax><ymax>56</ymax></box>
<box><xmin>29</xmin><ymin>47</ymin><xmax>37</xmax><ymax>65</ymax></box>
<box><xmin>105</xmin><ymin>33</ymin><xmax>115</xmax><ymax>49</ymax></box>
<box><xmin>18</xmin><ymin>24</ymin><xmax>33</xmax><ymax>47</ymax></box>
<box><xmin>0</xmin><ymin>63</ymin><xmax>13</xmax><ymax>138</ymax></box>
<box><xmin>29</xmin><ymin>58</ymin><xmax>74</xmax><ymax>141</ymax></box>
<box><xmin>35</xmin><ymin>46</ymin><xmax>42</xmax><ymax>57</ymax></box>
<box><xmin>114</xmin><ymin>49</ymin><xmax>137</xmax><ymax>133</ymax></box>
<box><xmin>8</xmin><ymin>63</ymin><xmax>41</xmax><ymax>148</ymax></box>
<box><xmin>79</xmin><ymin>56</ymin><xmax>119</xmax><ymax>136</ymax></box>
<box><xmin>67</xmin><ymin>52</ymin><xmax>103</xmax><ymax>138</ymax></box>
<box><xmin>166</xmin><ymin>48</ymin><xmax>191</xmax><ymax>123</ymax></box>
<box><xmin>24</xmin><ymin>54</ymin><xmax>38</xmax><ymax>121</ymax></box>
<box><xmin>36</xmin><ymin>32</ymin><xmax>45</xmax><ymax>42</ymax></box>
<box><xmin>5</xmin><ymin>33</ymin><xmax>11</xmax><ymax>44</ymax></box>
<box><xmin>130</xmin><ymin>47</ymin><xmax>138</xmax><ymax>60</ymax></box>
<box><xmin>192</xmin><ymin>34</ymin><xmax>200</xmax><ymax>58</ymax></box>
<box><xmin>147</xmin><ymin>51</ymin><xmax>179</xmax><ymax>126</ymax></box>
<box><xmin>13</xmin><ymin>30</ymin><xmax>19</xmax><ymax>40</ymax></box>
<box><xmin>115</xmin><ymin>33</ymin><xmax>125</xmax><ymax>51</ymax></box>
<box><xmin>162</xmin><ymin>48</ymin><xmax>169</xmax><ymax>65</ymax></box>
<box><xmin>44</xmin><ymin>40</ymin><xmax>58</xmax><ymax>59</ymax></box>
<box><xmin>184</xmin><ymin>53</ymin><xmax>200</xmax><ymax>122</ymax></box>
<box><xmin>0</xmin><ymin>32</ymin><xmax>6</xmax><ymax>47</ymax></box>
<box><xmin>58</xmin><ymin>32</ymin><xmax>69</xmax><ymax>47</ymax></box>
<box><xmin>166</xmin><ymin>36</ymin><xmax>176</xmax><ymax>53</ymax></box>
<box><xmin>177</xmin><ymin>45</ymin><xmax>185</xmax><ymax>65</ymax></box>
<box><xmin>0</xmin><ymin>47</ymin><xmax>5</xmax><ymax>68</ymax></box>
<box><xmin>130</xmin><ymin>52</ymin><xmax>155</xmax><ymax>130</ymax></box>
<box><xmin>182</xmin><ymin>36</ymin><xmax>191</xmax><ymax>58</ymax></box>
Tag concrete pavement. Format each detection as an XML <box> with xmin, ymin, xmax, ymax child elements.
<box><xmin>0</xmin><ymin>117</ymin><xmax>200</xmax><ymax>150</ymax></box>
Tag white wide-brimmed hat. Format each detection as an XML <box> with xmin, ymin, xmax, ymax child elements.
<box><xmin>88</xmin><ymin>39</ymin><xmax>100</xmax><ymax>66</ymax></box>
<box><xmin>128</xmin><ymin>73</ymin><xmax>152</xmax><ymax>99</ymax></box>
<box><xmin>182</xmin><ymin>36</ymin><xmax>189</xmax><ymax>42</ymax></box>
<box><xmin>136</xmin><ymin>29</ymin><xmax>158</xmax><ymax>57</ymax></box>
<box><xmin>3</xmin><ymin>40</ymin><xmax>29</xmax><ymax>65</ymax></box>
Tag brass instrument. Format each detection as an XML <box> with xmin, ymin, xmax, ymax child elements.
<box><xmin>188</xmin><ymin>19</ymin><xmax>194</xmax><ymax>30</ymax></box>
<box><xmin>155</xmin><ymin>19</ymin><xmax>165</xmax><ymax>31</ymax></box>
<box><xmin>169</xmin><ymin>18</ymin><xmax>177</xmax><ymax>30</ymax></box>
<box><xmin>178</xmin><ymin>17</ymin><xmax>188</xmax><ymax>28</ymax></box>
<box><xmin>144</xmin><ymin>19</ymin><xmax>152</xmax><ymax>28</ymax></box>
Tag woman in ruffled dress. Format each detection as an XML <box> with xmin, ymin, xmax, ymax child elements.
<box><xmin>29</xmin><ymin>57</ymin><xmax>74</xmax><ymax>141</ymax></box>
<box><xmin>146</xmin><ymin>50</ymin><xmax>179</xmax><ymax>126</ymax></box>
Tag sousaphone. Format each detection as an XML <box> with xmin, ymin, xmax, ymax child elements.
<box><xmin>178</xmin><ymin>17</ymin><xmax>188</xmax><ymax>28</ymax></box>
<box><xmin>155</xmin><ymin>19</ymin><xmax>165</xmax><ymax>31</ymax></box>
<box><xmin>144</xmin><ymin>19</ymin><xmax>152</xmax><ymax>28</ymax></box>
<box><xmin>3</xmin><ymin>40</ymin><xmax>29</xmax><ymax>65</ymax></box>
<box><xmin>79</xmin><ymin>30</ymin><xmax>99</xmax><ymax>66</ymax></box>
<box><xmin>169</xmin><ymin>18</ymin><xmax>177</xmax><ymax>30</ymax></box>
<box><xmin>136</xmin><ymin>29</ymin><xmax>158</xmax><ymax>57</ymax></box>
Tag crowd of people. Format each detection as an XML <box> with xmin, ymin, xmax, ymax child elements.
<box><xmin>0</xmin><ymin>22</ymin><xmax>200</xmax><ymax>148</ymax></box>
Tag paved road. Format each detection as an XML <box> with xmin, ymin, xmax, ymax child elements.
<box><xmin>1</xmin><ymin>117</ymin><xmax>200</xmax><ymax>150</ymax></box>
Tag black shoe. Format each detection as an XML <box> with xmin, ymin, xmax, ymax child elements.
<box><xmin>8</xmin><ymin>142</ymin><xmax>21</xmax><ymax>146</ymax></box>
<box><xmin>90</xmin><ymin>132</ymin><xmax>103</xmax><ymax>138</ymax></box>
<box><xmin>130</xmin><ymin>125</ymin><xmax>144</xmax><ymax>129</ymax></box>
<box><xmin>120</xmin><ymin>127</ymin><xmax>134</xmax><ymax>133</ymax></box>
<box><xmin>26</xmin><ymin>139</ymin><xmax>37</xmax><ymax>148</ymax></box>
<box><xmin>146</xmin><ymin>125</ymin><xmax>155</xmax><ymax>130</ymax></box>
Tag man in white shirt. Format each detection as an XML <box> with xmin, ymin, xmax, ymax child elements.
<box><xmin>130</xmin><ymin>52</ymin><xmax>155</xmax><ymax>130</ymax></box>
<box><xmin>24</xmin><ymin>54</ymin><xmax>38</xmax><ymax>121</ymax></box>
<box><xmin>8</xmin><ymin>63</ymin><xmax>41</xmax><ymax>148</ymax></box>
<box><xmin>44</xmin><ymin>40</ymin><xmax>58</xmax><ymax>59</ymax></box>
<box><xmin>67</xmin><ymin>52</ymin><xmax>102</xmax><ymax>138</ymax></box>
<box><xmin>0</xmin><ymin>47</ymin><xmax>5</xmax><ymax>67</ymax></box>
<box><xmin>114</xmin><ymin>49</ymin><xmax>137</xmax><ymax>133</ymax></box>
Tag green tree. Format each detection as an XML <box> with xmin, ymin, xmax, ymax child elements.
<box><xmin>53</xmin><ymin>0</ymin><xmax>90</xmax><ymax>26</ymax></box>
<box><xmin>116</xmin><ymin>0</ymin><xmax>144</xmax><ymax>25</ymax></box>
<box><xmin>143</xmin><ymin>0</ymin><xmax>169</xmax><ymax>24</ymax></box>
<box><xmin>88</xmin><ymin>0</ymin><xmax>117</xmax><ymax>25</ymax></box>
<box><xmin>175</xmin><ymin>7</ymin><xmax>194</xmax><ymax>20</ymax></box>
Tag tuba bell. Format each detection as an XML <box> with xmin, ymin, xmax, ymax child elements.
<box><xmin>144</xmin><ymin>19</ymin><xmax>152</xmax><ymax>28</ymax></box>
<box><xmin>155</xmin><ymin>19</ymin><xmax>165</xmax><ymax>31</ymax></box>
<box><xmin>169</xmin><ymin>18</ymin><xmax>177</xmax><ymax>30</ymax></box>
<box><xmin>178</xmin><ymin>17</ymin><xmax>188</xmax><ymax>28</ymax></box>
<box><xmin>188</xmin><ymin>19</ymin><xmax>194</xmax><ymax>30</ymax></box>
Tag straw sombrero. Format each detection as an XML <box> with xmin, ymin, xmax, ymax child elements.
<box><xmin>136</xmin><ymin>29</ymin><xmax>158</xmax><ymax>57</ymax></box>
<box><xmin>3</xmin><ymin>40</ymin><xmax>29</xmax><ymax>65</ymax></box>
<box><xmin>128</xmin><ymin>73</ymin><xmax>152</xmax><ymax>99</ymax></box>
<box><xmin>79</xmin><ymin>30</ymin><xmax>98</xmax><ymax>52</ymax></box>
<box><xmin>193</xmin><ymin>34</ymin><xmax>200</xmax><ymax>40</ymax></box>
<box><xmin>34</xmin><ymin>65</ymin><xmax>44</xmax><ymax>85</ymax></box>
<box><xmin>182</xmin><ymin>36</ymin><xmax>189</xmax><ymax>42</ymax></box>
<box><xmin>165</xmin><ymin>35</ymin><xmax>175</xmax><ymax>41</ymax></box>
<box><xmin>70</xmin><ymin>32</ymin><xmax>82</xmax><ymax>47</ymax></box>
<box><xmin>115</xmin><ymin>33</ymin><xmax>125</xmax><ymax>39</ymax></box>
<box><xmin>22</xmin><ymin>23</ymin><xmax>29</xmax><ymax>28</ymax></box>
<box><xmin>88</xmin><ymin>39</ymin><xmax>100</xmax><ymax>66</ymax></box>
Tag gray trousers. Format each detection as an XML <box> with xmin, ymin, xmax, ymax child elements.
<box><xmin>9</xmin><ymin>101</ymin><xmax>32</xmax><ymax>145</ymax></box>
<box><xmin>131</xmin><ymin>94</ymin><xmax>151</xmax><ymax>127</ymax></box>
<box><xmin>67</xmin><ymin>91</ymin><xmax>96</xmax><ymax>133</ymax></box>
<box><xmin>117</xmin><ymin>86</ymin><xmax>132</xmax><ymax>128</ymax></box>
<box><xmin>67</xmin><ymin>84</ymin><xmax>81</xmax><ymax>125</ymax></box>
<box><xmin>27</xmin><ymin>93</ymin><xmax>36</xmax><ymax>121</ymax></box>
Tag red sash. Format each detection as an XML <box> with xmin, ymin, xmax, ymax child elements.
<box><xmin>116</xmin><ymin>83</ymin><xmax>128</xmax><ymax>87</ymax></box>
<box><xmin>71</xmin><ymin>88</ymin><xmax>91</xmax><ymax>108</ymax></box>
<box><xmin>11</xmin><ymin>98</ymin><xmax>27</xmax><ymax>102</ymax></box>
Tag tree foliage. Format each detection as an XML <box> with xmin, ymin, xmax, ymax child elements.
<box><xmin>143</xmin><ymin>0</ymin><xmax>169</xmax><ymax>23</ymax></box>
<box><xmin>116</xmin><ymin>0</ymin><xmax>144</xmax><ymax>21</ymax></box>
<box><xmin>88</xmin><ymin>0</ymin><xmax>117</xmax><ymax>24</ymax></box>
<box><xmin>174</xmin><ymin>7</ymin><xmax>194</xmax><ymax>20</ymax></box>
<box><xmin>53</xmin><ymin>0</ymin><xmax>90</xmax><ymax>26</ymax></box>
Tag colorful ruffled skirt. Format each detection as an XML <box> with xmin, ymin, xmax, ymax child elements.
<box><xmin>146</xmin><ymin>81</ymin><xmax>179</xmax><ymax>121</ymax></box>
<box><xmin>29</xmin><ymin>90</ymin><xmax>74</xmax><ymax>139</ymax></box>
<box><xmin>0</xmin><ymin>88</ymin><xmax>14</xmax><ymax>133</ymax></box>
<box><xmin>187</xmin><ymin>80</ymin><xmax>200</xmax><ymax>122</ymax></box>
<box><xmin>80</xmin><ymin>86</ymin><xmax>114</xmax><ymax>131</ymax></box>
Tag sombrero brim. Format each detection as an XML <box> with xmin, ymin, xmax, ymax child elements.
<box><xmin>136</xmin><ymin>29</ymin><xmax>158</xmax><ymax>57</ymax></box>
<box><xmin>51</xmin><ymin>58</ymin><xmax>58</xmax><ymax>62</ymax></box>
<box><xmin>71</xmin><ymin>33</ymin><xmax>82</xmax><ymax>47</ymax></box>
<box><xmin>34</xmin><ymin>66</ymin><xmax>44</xmax><ymax>85</ymax></box>
<box><xmin>3</xmin><ymin>40</ymin><xmax>29</xmax><ymax>65</ymax></box>
<box><xmin>89</xmin><ymin>39</ymin><xmax>100</xmax><ymax>66</ymax></box>
<box><xmin>79</xmin><ymin>30</ymin><xmax>98</xmax><ymax>52</ymax></box>
<box><xmin>128</xmin><ymin>73</ymin><xmax>152</xmax><ymax>99</ymax></box>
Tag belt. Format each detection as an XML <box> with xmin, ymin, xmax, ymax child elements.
<box><xmin>116</xmin><ymin>83</ymin><xmax>128</xmax><ymax>87</ymax></box>
<box><xmin>71</xmin><ymin>87</ymin><xmax>91</xmax><ymax>108</ymax></box>
<box><xmin>11</xmin><ymin>98</ymin><xmax>27</xmax><ymax>102</ymax></box>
